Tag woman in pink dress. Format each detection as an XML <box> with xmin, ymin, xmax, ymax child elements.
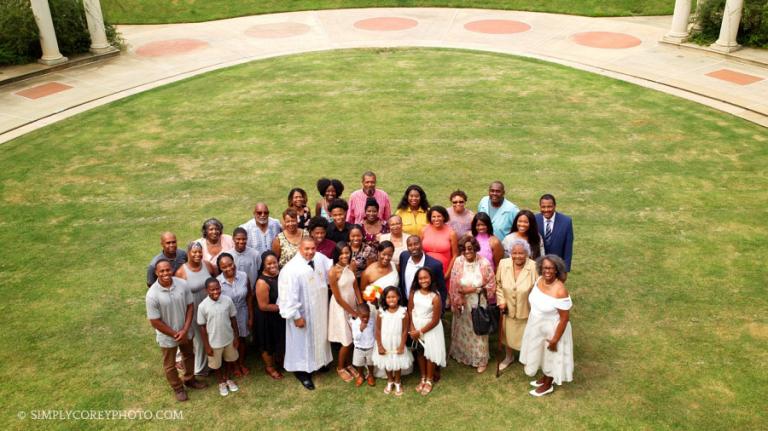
<box><xmin>446</xmin><ymin>190</ymin><xmax>474</xmax><ymax>239</ymax></box>
<box><xmin>420</xmin><ymin>205</ymin><xmax>458</xmax><ymax>280</ymax></box>
<box><xmin>471</xmin><ymin>212</ymin><xmax>504</xmax><ymax>271</ymax></box>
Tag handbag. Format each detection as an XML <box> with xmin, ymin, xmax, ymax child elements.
<box><xmin>471</xmin><ymin>290</ymin><xmax>499</xmax><ymax>335</ymax></box>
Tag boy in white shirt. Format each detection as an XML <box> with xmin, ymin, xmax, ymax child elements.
<box><xmin>349</xmin><ymin>304</ymin><xmax>376</xmax><ymax>387</ymax></box>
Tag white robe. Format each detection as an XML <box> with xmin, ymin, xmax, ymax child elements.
<box><xmin>278</xmin><ymin>252</ymin><xmax>333</xmax><ymax>372</ymax></box>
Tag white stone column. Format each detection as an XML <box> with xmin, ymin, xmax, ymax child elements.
<box><xmin>83</xmin><ymin>0</ymin><xmax>114</xmax><ymax>53</ymax></box>
<box><xmin>29</xmin><ymin>0</ymin><xmax>68</xmax><ymax>65</ymax></box>
<box><xmin>711</xmin><ymin>0</ymin><xmax>744</xmax><ymax>52</ymax></box>
<box><xmin>663</xmin><ymin>0</ymin><xmax>692</xmax><ymax>43</ymax></box>
<box><xmin>692</xmin><ymin>0</ymin><xmax>707</xmax><ymax>31</ymax></box>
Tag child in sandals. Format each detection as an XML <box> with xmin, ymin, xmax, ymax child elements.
<box><xmin>373</xmin><ymin>286</ymin><xmax>413</xmax><ymax>396</ymax></box>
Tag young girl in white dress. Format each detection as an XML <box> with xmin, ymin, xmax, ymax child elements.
<box><xmin>373</xmin><ymin>286</ymin><xmax>413</xmax><ymax>396</ymax></box>
<box><xmin>408</xmin><ymin>267</ymin><xmax>446</xmax><ymax>396</ymax></box>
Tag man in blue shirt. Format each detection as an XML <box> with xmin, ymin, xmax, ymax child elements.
<box><xmin>477</xmin><ymin>181</ymin><xmax>519</xmax><ymax>239</ymax></box>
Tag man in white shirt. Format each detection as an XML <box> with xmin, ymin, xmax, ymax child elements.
<box><xmin>239</xmin><ymin>202</ymin><xmax>282</xmax><ymax>254</ymax></box>
<box><xmin>397</xmin><ymin>236</ymin><xmax>446</xmax><ymax>308</ymax></box>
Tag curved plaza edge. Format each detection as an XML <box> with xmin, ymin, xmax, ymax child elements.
<box><xmin>1</xmin><ymin>7</ymin><xmax>767</xmax><ymax>145</ymax></box>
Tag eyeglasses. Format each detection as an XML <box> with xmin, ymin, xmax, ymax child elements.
<box><xmin>255</xmin><ymin>211</ymin><xmax>269</xmax><ymax>215</ymax></box>
<box><xmin>451</xmin><ymin>200</ymin><xmax>465</xmax><ymax>205</ymax></box>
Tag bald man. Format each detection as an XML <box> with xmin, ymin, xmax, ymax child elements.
<box><xmin>147</xmin><ymin>232</ymin><xmax>188</xmax><ymax>287</ymax></box>
<box><xmin>477</xmin><ymin>181</ymin><xmax>519</xmax><ymax>239</ymax></box>
<box><xmin>278</xmin><ymin>237</ymin><xmax>333</xmax><ymax>390</ymax></box>
<box><xmin>239</xmin><ymin>202</ymin><xmax>283</xmax><ymax>255</ymax></box>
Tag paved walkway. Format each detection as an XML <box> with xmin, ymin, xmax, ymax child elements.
<box><xmin>2</xmin><ymin>8</ymin><xmax>767</xmax><ymax>144</ymax></box>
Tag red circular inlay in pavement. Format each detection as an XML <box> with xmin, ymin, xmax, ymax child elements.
<box><xmin>571</xmin><ymin>31</ymin><xmax>641</xmax><ymax>49</ymax></box>
<box><xmin>464</xmin><ymin>19</ymin><xmax>531</xmax><ymax>34</ymax></box>
<box><xmin>245</xmin><ymin>22</ymin><xmax>311</xmax><ymax>38</ymax></box>
<box><xmin>354</xmin><ymin>17</ymin><xmax>418</xmax><ymax>31</ymax></box>
<box><xmin>135</xmin><ymin>39</ymin><xmax>209</xmax><ymax>57</ymax></box>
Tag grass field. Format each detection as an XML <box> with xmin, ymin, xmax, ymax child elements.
<box><xmin>101</xmin><ymin>0</ymin><xmax>674</xmax><ymax>24</ymax></box>
<box><xmin>1</xmin><ymin>48</ymin><xmax>766</xmax><ymax>430</ymax></box>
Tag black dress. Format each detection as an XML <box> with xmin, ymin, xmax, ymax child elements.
<box><xmin>253</xmin><ymin>274</ymin><xmax>285</xmax><ymax>356</ymax></box>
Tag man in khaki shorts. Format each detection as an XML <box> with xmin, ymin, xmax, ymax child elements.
<box><xmin>198</xmin><ymin>277</ymin><xmax>240</xmax><ymax>396</ymax></box>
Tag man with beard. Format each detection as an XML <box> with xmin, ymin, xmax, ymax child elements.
<box><xmin>345</xmin><ymin>171</ymin><xmax>391</xmax><ymax>225</ymax></box>
<box><xmin>239</xmin><ymin>202</ymin><xmax>282</xmax><ymax>254</ymax></box>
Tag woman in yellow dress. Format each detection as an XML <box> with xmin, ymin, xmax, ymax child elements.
<box><xmin>495</xmin><ymin>239</ymin><xmax>538</xmax><ymax>369</ymax></box>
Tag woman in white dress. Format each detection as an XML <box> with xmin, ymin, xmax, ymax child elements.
<box><xmin>327</xmin><ymin>241</ymin><xmax>362</xmax><ymax>382</ymax></box>
<box><xmin>519</xmin><ymin>254</ymin><xmax>573</xmax><ymax>397</ymax></box>
<box><xmin>408</xmin><ymin>267</ymin><xmax>446</xmax><ymax>396</ymax></box>
<box><xmin>360</xmin><ymin>241</ymin><xmax>399</xmax><ymax>301</ymax></box>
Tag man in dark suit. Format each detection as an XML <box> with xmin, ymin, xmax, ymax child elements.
<box><xmin>398</xmin><ymin>236</ymin><xmax>447</xmax><ymax>308</ymax></box>
<box><xmin>536</xmin><ymin>194</ymin><xmax>574</xmax><ymax>281</ymax></box>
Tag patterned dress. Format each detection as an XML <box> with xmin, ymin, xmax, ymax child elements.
<box><xmin>277</xmin><ymin>230</ymin><xmax>307</xmax><ymax>268</ymax></box>
<box><xmin>448</xmin><ymin>256</ymin><xmax>496</xmax><ymax>368</ymax></box>
<box><xmin>350</xmin><ymin>244</ymin><xmax>377</xmax><ymax>280</ymax></box>
<box><xmin>362</xmin><ymin>220</ymin><xmax>389</xmax><ymax>249</ymax></box>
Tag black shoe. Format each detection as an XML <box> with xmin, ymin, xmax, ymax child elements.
<box><xmin>294</xmin><ymin>372</ymin><xmax>315</xmax><ymax>390</ymax></box>
<box><xmin>301</xmin><ymin>378</ymin><xmax>315</xmax><ymax>390</ymax></box>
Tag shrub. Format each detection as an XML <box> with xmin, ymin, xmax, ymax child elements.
<box><xmin>0</xmin><ymin>0</ymin><xmax>120</xmax><ymax>66</ymax></box>
<box><xmin>691</xmin><ymin>0</ymin><xmax>768</xmax><ymax>48</ymax></box>
<box><xmin>0</xmin><ymin>0</ymin><xmax>40</xmax><ymax>65</ymax></box>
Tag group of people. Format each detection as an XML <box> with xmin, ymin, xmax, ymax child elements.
<box><xmin>145</xmin><ymin>171</ymin><xmax>575</xmax><ymax>402</ymax></box>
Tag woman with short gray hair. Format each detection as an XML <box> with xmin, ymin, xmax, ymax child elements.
<box><xmin>495</xmin><ymin>239</ymin><xmax>538</xmax><ymax>371</ymax></box>
<box><xmin>198</xmin><ymin>218</ymin><xmax>234</xmax><ymax>266</ymax></box>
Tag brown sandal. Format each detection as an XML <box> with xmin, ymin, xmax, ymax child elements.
<box><xmin>421</xmin><ymin>380</ymin><xmax>433</xmax><ymax>396</ymax></box>
<box><xmin>337</xmin><ymin>368</ymin><xmax>354</xmax><ymax>382</ymax></box>
<box><xmin>415</xmin><ymin>378</ymin><xmax>426</xmax><ymax>393</ymax></box>
<box><xmin>265</xmin><ymin>366</ymin><xmax>284</xmax><ymax>380</ymax></box>
<box><xmin>346</xmin><ymin>366</ymin><xmax>360</xmax><ymax>379</ymax></box>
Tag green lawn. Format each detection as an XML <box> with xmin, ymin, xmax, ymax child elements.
<box><xmin>102</xmin><ymin>0</ymin><xmax>673</xmax><ymax>24</ymax></box>
<box><xmin>1</xmin><ymin>48</ymin><xmax>766</xmax><ymax>430</ymax></box>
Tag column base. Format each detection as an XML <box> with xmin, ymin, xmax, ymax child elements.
<box><xmin>710</xmin><ymin>41</ymin><xmax>742</xmax><ymax>53</ymax></box>
<box><xmin>38</xmin><ymin>55</ymin><xmax>68</xmax><ymax>66</ymax></box>
<box><xmin>89</xmin><ymin>45</ymin><xmax>118</xmax><ymax>55</ymax></box>
<box><xmin>662</xmin><ymin>32</ymin><xmax>689</xmax><ymax>44</ymax></box>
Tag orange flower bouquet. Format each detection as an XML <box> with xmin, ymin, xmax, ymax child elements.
<box><xmin>362</xmin><ymin>284</ymin><xmax>383</xmax><ymax>304</ymax></box>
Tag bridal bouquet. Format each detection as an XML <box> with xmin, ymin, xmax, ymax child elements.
<box><xmin>362</xmin><ymin>284</ymin><xmax>383</xmax><ymax>303</ymax></box>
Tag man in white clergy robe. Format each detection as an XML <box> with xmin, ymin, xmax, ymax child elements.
<box><xmin>278</xmin><ymin>237</ymin><xmax>333</xmax><ymax>390</ymax></box>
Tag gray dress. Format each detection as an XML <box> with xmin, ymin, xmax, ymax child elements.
<box><xmin>183</xmin><ymin>263</ymin><xmax>211</xmax><ymax>375</ymax></box>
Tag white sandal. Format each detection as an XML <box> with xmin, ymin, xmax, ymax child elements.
<box><xmin>384</xmin><ymin>381</ymin><xmax>394</xmax><ymax>394</ymax></box>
